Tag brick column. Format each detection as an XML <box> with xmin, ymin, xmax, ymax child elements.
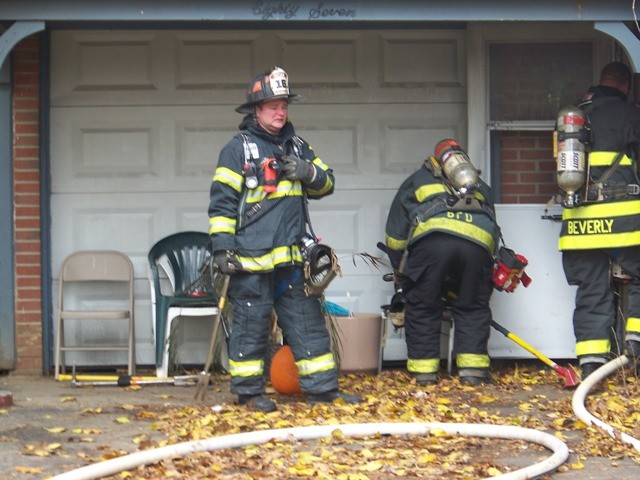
<box><xmin>12</xmin><ymin>34</ymin><xmax>43</xmax><ymax>373</ymax></box>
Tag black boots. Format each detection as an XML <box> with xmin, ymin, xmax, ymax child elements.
<box><xmin>238</xmin><ymin>390</ymin><xmax>361</xmax><ymax>411</ymax></box>
<box><xmin>459</xmin><ymin>368</ymin><xmax>493</xmax><ymax>386</ymax></box>
<box><xmin>307</xmin><ymin>390</ymin><xmax>362</xmax><ymax>404</ymax></box>
<box><xmin>411</xmin><ymin>373</ymin><xmax>438</xmax><ymax>386</ymax></box>
<box><xmin>580</xmin><ymin>362</ymin><xmax>604</xmax><ymax>380</ymax></box>
<box><xmin>238</xmin><ymin>394</ymin><xmax>277</xmax><ymax>413</ymax></box>
<box><xmin>626</xmin><ymin>340</ymin><xmax>640</xmax><ymax>359</ymax></box>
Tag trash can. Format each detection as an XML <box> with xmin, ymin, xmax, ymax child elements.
<box><xmin>335</xmin><ymin>313</ymin><xmax>383</xmax><ymax>374</ymax></box>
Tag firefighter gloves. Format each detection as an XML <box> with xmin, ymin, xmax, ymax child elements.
<box><xmin>282</xmin><ymin>155</ymin><xmax>316</xmax><ymax>184</ymax></box>
<box><xmin>213</xmin><ymin>250</ymin><xmax>242</xmax><ymax>274</ymax></box>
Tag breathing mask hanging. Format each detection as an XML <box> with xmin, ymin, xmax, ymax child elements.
<box><xmin>299</xmin><ymin>233</ymin><xmax>342</xmax><ymax>296</ymax></box>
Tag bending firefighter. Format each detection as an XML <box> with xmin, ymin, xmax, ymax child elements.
<box><xmin>555</xmin><ymin>62</ymin><xmax>640</xmax><ymax>378</ymax></box>
<box><xmin>384</xmin><ymin>139</ymin><xmax>501</xmax><ymax>386</ymax></box>
<box><xmin>208</xmin><ymin>67</ymin><xmax>360</xmax><ymax>411</ymax></box>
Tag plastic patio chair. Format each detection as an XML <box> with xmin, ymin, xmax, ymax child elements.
<box><xmin>148</xmin><ymin>231</ymin><xmax>219</xmax><ymax>378</ymax></box>
<box><xmin>54</xmin><ymin>250</ymin><xmax>136</xmax><ymax>380</ymax></box>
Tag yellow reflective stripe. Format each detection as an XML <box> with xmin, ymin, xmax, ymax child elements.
<box><xmin>312</xmin><ymin>157</ymin><xmax>330</xmax><ymax>172</ymax></box>
<box><xmin>559</xmin><ymin>231</ymin><xmax>640</xmax><ymax>250</ymax></box>
<box><xmin>307</xmin><ymin>161</ymin><xmax>334</xmax><ymax>196</ymax></box>
<box><xmin>627</xmin><ymin>317</ymin><xmax>640</xmax><ymax>334</ymax></box>
<box><xmin>245</xmin><ymin>182</ymin><xmax>301</xmax><ymax>203</ymax></box>
<box><xmin>296</xmin><ymin>352</ymin><xmax>336</xmax><ymax>376</ymax></box>
<box><xmin>415</xmin><ymin>184</ymin><xmax>447</xmax><ymax>202</ymax></box>
<box><xmin>562</xmin><ymin>199</ymin><xmax>640</xmax><ymax>220</ymax></box>
<box><xmin>228</xmin><ymin>359</ymin><xmax>264</xmax><ymax>377</ymax></box>
<box><xmin>271</xmin><ymin>181</ymin><xmax>302</xmax><ymax>198</ymax></box>
<box><xmin>213</xmin><ymin>167</ymin><xmax>244</xmax><ymax>193</ymax></box>
<box><xmin>209</xmin><ymin>216</ymin><xmax>236</xmax><ymax>235</ymax></box>
<box><xmin>406</xmin><ymin>358</ymin><xmax>440</xmax><ymax>374</ymax></box>
<box><xmin>456</xmin><ymin>353</ymin><xmax>490</xmax><ymax>368</ymax></box>
<box><xmin>589</xmin><ymin>152</ymin><xmax>633</xmax><ymax>167</ymax></box>
<box><xmin>414</xmin><ymin>217</ymin><xmax>495</xmax><ymax>253</ymax></box>
<box><xmin>575</xmin><ymin>339</ymin><xmax>611</xmax><ymax>357</ymax></box>
<box><xmin>236</xmin><ymin>245</ymin><xmax>303</xmax><ymax>272</ymax></box>
<box><xmin>474</xmin><ymin>191</ymin><xmax>487</xmax><ymax>203</ymax></box>
<box><xmin>385</xmin><ymin>234</ymin><xmax>407</xmax><ymax>252</ymax></box>
<box><xmin>245</xmin><ymin>188</ymin><xmax>267</xmax><ymax>204</ymax></box>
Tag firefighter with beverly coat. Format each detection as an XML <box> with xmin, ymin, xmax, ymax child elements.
<box><xmin>208</xmin><ymin>67</ymin><xmax>360</xmax><ymax>411</ymax></box>
<box><xmin>558</xmin><ymin>61</ymin><xmax>640</xmax><ymax>378</ymax></box>
<box><xmin>385</xmin><ymin>140</ymin><xmax>501</xmax><ymax>386</ymax></box>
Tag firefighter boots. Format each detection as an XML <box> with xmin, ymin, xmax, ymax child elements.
<box><xmin>307</xmin><ymin>390</ymin><xmax>361</xmax><ymax>404</ymax></box>
<box><xmin>459</xmin><ymin>368</ymin><xmax>493</xmax><ymax>386</ymax></box>
<box><xmin>411</xmin><ymin>373</ymin><xmax>438</xmax><ymax>386</ymax></box>
<box><xmin>625</xmin><ymin>340</ymin><xmax>640</xmax><ymax>360</ymax></box>
<box><xmin>580</xmin><ymin>362</ymin><xmax>604</xmax><ymax>380</ymax></box>
<box><xmin>238</xmin><ymin>394</ymin><xmax>277</xmax><ymax>412</ymax></box>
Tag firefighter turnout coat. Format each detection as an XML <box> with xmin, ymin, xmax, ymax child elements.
<box><xmin>208</xmin><ymin>116</ymin><xmax>338</xmax><ymax>395</ymax></box>
<box><xmin>385</xmin><ymin>161</ymin><xmax>500</xmax><ymax>376</ymax></box>
<box><xmin>560</xmin><ymin>85</ymin><xmax>640</xmax><ymax>362</ymax></box>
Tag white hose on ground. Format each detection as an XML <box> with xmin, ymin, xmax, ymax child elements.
<box><xmin>571</xmin><ymin>355</ymin><xmax>640</xmax><ymax>452</ymax></box>
<box><xmin>51</xmin><ymin>421</ymin><xmax>569</xmax><ymax>480</ymax></box>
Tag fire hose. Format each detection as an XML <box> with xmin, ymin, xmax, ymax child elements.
<box><xmin>50</xmin><ymin>421</ymin><xmax>569</xmax><ymax>480</ymax></box>
<box><xmin>571</xmin><ymin>355</ymin><xmax>640</xmax><ymax>452</ymax></box>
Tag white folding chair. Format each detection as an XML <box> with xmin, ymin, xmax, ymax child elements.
<box><xmin>54</xmin><ymin>251</ymin><xmax>135</xmax><ymax>379</ymax></box>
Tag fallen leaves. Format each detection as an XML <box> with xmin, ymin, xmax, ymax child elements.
<box><xmin>126</xmin><ymin>366</ymin><xmax>638</xmax><ymax>479</ymax></box>
<box><xmin>8</xmin><ymin>363</ymin><xmax>639</xmax><ymax>479</ymax></box>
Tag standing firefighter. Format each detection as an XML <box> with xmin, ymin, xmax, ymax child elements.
<box><xmin>208</xmin><ymin>67</ymin><xmax>360</xmax><ymax>411</ymax></box>
<box><xmin>385</xmin><ymin>140</ymin><xmax>501</xmax><ymax>386</ymax></box>
<box><xmin>557</xmin><ymin>62</ymin><xmax>640</xmax><ymax>378</ymax></box>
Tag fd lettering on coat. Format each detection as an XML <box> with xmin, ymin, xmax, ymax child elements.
<box><xmin>567</xmin><ymin>218</ymin><xmax>614</xmax><ymax>235</ymax></box>
<box><xmin>446</xmin><ymin>211</ymin><xmax>473</xmax><ymax>222</ymax></box>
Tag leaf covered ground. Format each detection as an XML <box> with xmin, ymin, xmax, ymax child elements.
<box><xmin>109</xmin><ymin>364</ymin><xmax>640</xmax><ymax>479</ymax></box>
<box><xmin>4</xmin><ymin>363</ymin><xmax>639</xmax><ymax>479</ymax></box>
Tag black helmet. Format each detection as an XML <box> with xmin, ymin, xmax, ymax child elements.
<box><xmin>235</xmin><ymin>67</ymin><xmax>301</xmax><ymax>114</ymax></box>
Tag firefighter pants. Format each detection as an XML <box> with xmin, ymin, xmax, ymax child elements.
<box><xmin>227</xmin><ymin>266</ymin><xmax>338</xmax><ymax>396</ymax></box>
<box><xmin>563</xmin><ymin>246</ymin><xmax>640</xmax><ymax>362</ymax></box>
<box><xmin>403</xmin><ymin>233</ymin><xmax>494</xmax><ymax>374</ymax></box>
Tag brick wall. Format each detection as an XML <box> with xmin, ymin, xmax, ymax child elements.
<box><xmin>499</xmin><ymin>131</ymin><xmax>556</xmax><ymax>204</ymax></box>
<box><xmin>490</xmin><ymin>42</ymin><xmax>592</xmax><ymax>204</ymax></box>
<box><xmin>12</xmin><ymin>34</ymin><xmax>43</xmax><ymax>373</ymax></box>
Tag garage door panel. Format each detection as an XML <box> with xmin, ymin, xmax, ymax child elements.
<box><xmin>175</xmin><ymin>32</ymin><xmax>260</xmax><ymax>89</ymax></box>
<box><xmin>52</xmin><ymin>106</ymin><xmax>236</xmax><ymax>192</ymax></box>
<box><xmin>177</xmin><ymin>121</ymin><xmax>238</xmax><ymax>177</ymax></box>
<box><xmin>294</xmin><ymin>103</ymin><xmax>465</xmax><ymax>186</ymax></box>
<box><xmin>51</xmin><ymin>31</ymin><xmax>163</xmax><ymax>104</ymax></box>
<box><xmin>381</xmin><ymin>33</ymin><xmax>465</xmax><ymax>88</ymax></box>
<box><xmin>383</xmin><ymin>117</ymin><xmax>466</xmax><ymax>175</ymax></box>
<box><xmin>307</xmin><ymin>189</ymin><xmax>395</xmax><ymax>280</ymax></box>
<box><xmin>51</xmin><ymin>109</ymin><xmax>163</xmax><ymax>190</ymax></box>
<box><xmin>51</xmin><ymin>194</ymin><xmax>211</xmax><ymax>276</ymax></box>
<box><xmin>52</xmin><ymin>30</ymin><xmax>466</xmax><ymax>107</ymax></box>
<box><xmin>279</xmin><ymin>32</ymin><xmax>361</xmax><ymax>88</ymax></box>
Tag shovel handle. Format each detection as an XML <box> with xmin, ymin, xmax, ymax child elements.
<box><xmin>491</xmin><ymin>320</ymin><xmax>557</xmax><ymax>369</ymax></box>
<box><xmin>202</xmin><ymin>274</ymin><xmax>231</xmax><ymax>373</ymax></box>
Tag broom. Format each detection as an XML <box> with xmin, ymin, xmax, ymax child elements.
<box><xmin>194</xmin><ymin>273</ymin><xmax>230</xmax><ymax>401</ymax></box>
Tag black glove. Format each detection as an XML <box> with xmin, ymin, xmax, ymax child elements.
<box><xmin>213</xmin><ymin>250</ymin><xmax>241</xmax><ymax>275</ymax></box>
<box><xmin>282</xmin><ymin>155</ymin><xmax>316</xmax><ymax>184</ymax></box>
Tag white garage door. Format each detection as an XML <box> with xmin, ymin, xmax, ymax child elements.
<box><xmin>50</xmin><ymin>29</ymin><xmax>468</xmax><ymax>368</ymax></box>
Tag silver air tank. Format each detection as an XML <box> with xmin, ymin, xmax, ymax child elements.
<box><xmin>434</xmin><ymin>139</ymin><xmax>480</xmax><ymax>195</ymax></box>
<box><xmin>555</xmin><ymin>105</ymin><xmax>588</xmax><ymax>208</ymax></box>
